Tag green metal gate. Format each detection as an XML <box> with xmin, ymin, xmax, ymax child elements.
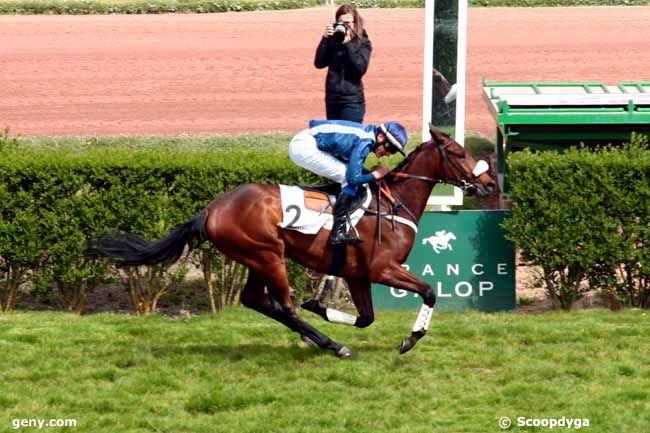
<box><xmin>482</xmin><ymin>78</ymin><xmax>650</xmax><ymax>194</ymax></box>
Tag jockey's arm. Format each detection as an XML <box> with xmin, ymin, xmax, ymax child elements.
<box><xmin>345</xmin><ymin>142</ymin><xmax>375</xmax><ymax>187</ymax></box>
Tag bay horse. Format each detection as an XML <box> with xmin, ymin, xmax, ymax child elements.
<box><xmin>88</xmin><ymin>125</ymin><xmax>496</xmax><ymax>357</ymax></box>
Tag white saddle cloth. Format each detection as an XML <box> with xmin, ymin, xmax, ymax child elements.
<box><xmin>278</xmin><ymin>185</ymin><xmax>372</xmax><ymax>235</ymax></box>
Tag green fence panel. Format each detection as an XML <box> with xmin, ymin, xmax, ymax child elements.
<box><xmin>372</xmin><ymin>210</ymin><xmax>515</xmax><ymax>312</ymax></box>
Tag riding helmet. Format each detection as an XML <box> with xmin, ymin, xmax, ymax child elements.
<box><xmin>379</xmin><ymin>122</ymin><xmax>408</xmax><ymax>156</ymax></box>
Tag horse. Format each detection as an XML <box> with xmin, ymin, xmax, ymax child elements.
<box><xmin>88</xmin><ymin>125</ymin><xmax>496</xmax><ymax>358</ymax></box>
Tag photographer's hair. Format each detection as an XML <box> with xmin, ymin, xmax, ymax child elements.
<box><xmin>335</xmin><ymin>4</ymin><xmax>365</xmax><ymax>44</ymax></box>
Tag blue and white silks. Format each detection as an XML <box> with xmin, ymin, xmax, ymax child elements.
<box><xmin>288</xmin><ymin>119</ymin><xmax>377</xmax><ymax>196</ymax></box>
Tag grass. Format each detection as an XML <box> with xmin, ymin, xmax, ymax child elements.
<box><xmin>1</xmin><ymin>309</ymin><xmax>649</xmax><ymax>432</ymax></box>
<box><xmin>0</xmin><ymin>0</ymin><xmax>324</xmax><ymax>15</ymax></box>
<box><xmin>8</xmin><ymin>133</ymin><xmax>295</xmax><ymax>153</ymax></box>
<box><xmin>1</xmin><ymin>0</ymin><xmax>649</xmax><ymax>15</ymax></box>
<box><xmin>465</xmin><ymin>133</ymin><xmax>496</xmax><ymax>157</ymax></box>
<box><xmin>5</xmin><ymin>130</ymin><xmax>424</xmax><ymax>164</ymax></box>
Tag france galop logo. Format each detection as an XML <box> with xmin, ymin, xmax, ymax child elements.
<box><xmin>422</xmin><ymin>230</ymin><xmax>456</xmax><ymax>254</ymax></box>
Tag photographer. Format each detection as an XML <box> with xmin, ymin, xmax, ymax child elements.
<box><xmin>314</xmin><ymin>4</ymin><xmax>372</xmax><ymax>123</ymax></box>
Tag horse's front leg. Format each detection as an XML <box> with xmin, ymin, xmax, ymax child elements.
<box><xmin>377</xmin><ymin>263</ymin><xmax>436</xmax><ymax>354</ymax></box>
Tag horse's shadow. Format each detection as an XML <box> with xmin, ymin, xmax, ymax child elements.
<box><xmin>148</xmin><ymin>341</ymin><xmax>396</xmax><ymax>362</ymax></box>
<box><xmin>149</xmin><ymin>342</ymin><xmax>322</xmax><ymax>362</ymax></box>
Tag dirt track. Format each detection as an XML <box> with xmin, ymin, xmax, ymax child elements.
<box><xmin>1</xmin><ymin>6</ymin><xmax>649</xmax><ymax>138</ymax></box>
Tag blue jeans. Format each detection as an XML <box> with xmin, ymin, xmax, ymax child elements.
<box><xmin>326</xmin><ymin>103</ymin><xmax>365</xmax><ymax>124</ymax></box>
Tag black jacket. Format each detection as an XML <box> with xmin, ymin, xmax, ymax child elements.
<box><xmin>314</xmin><ymin>34</ymin><xmax>372</xmax><ymax>105</ymax></box>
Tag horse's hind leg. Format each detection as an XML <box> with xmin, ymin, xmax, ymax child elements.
<box><xmin>240</xmin><ymin>270</ymin><xmax>300</xmax><ymax>333</ymax></box>
<box><xmin>241</xmin><ymin>268</ymin><xmax>352</xmax><ymax>358</ymax></box>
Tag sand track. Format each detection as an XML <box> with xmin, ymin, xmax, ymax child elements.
<box><xmin>1</xmin><ymin>7</ymin><xmax>649</xmax><ymax>138</ymax></box>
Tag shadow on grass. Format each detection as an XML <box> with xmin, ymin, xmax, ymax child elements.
<box><xmin>148</xmin><ymin>342</ymin><xmax>327</xmax><ymax>361</ymax></box>
<box><xmin>147</xmin><ymin>339</ymin><xmax>401</xmax><ymax>361</ymax></box>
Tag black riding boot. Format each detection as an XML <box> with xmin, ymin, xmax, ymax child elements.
<box><xmin>330</xmin><ymin>193</ymin><xmax>363</xmax><ymax>245</ymax></box>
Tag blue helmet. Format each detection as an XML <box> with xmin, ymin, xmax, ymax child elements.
<box><xmin>379</xmin><ymin>122</ymin><xmax>407</xmax><ymax>156</ymax></box>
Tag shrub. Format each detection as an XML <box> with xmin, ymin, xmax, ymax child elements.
<box><xmin>0</xmin><ymin>136</ymin><xmax>319</xmax><ymax>314</ymax></box>
<box><xmin>587</xmin><ymin>135</ymin><xmax>650</xmax><ymax>308</ymax></box>
<box><xmin>504</xmin><ymin>134</ymin><xmax>650</xmax><ymax>309</ymax></box>
<box><xmin>0</xmin><ymin>181</ymin><xmax>46</xmax><ymax>312</ymax></box>
<box><xmin>197</xmin><ymin>247</ymin><xmax>248</xmax><ymax>313</ymax></box>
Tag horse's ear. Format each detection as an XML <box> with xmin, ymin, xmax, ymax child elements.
<box><xmin>428</xmin><ymin>123</ymin><xmax>444</xmax><ymax>140</ymax></box>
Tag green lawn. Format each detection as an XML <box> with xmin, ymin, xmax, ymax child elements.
<box><xmin>0</xmin><ymin>0</ymin><xmax>323</xmax><ymax>15</ymax></box>
<box><xmin>1</xmin><ymin>309</ymin><xmax>649</xmax><ymax>432</ymax></box>
<box><xmin>2</xmin><ymin>0</ymin><xmax>650</xmax><ymax>16</ymax></box>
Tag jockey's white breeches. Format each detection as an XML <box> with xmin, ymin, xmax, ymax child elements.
<box><xmin>288</xmin><ymin>130</ymin><xmax>349</xmax><ymax>188</ymax></box>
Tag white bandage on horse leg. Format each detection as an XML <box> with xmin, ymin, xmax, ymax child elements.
<box><xmin>326</xmin><ymin>308</ymin><xmax>357</xmax><ymax>326</ymax></box>
<box><xmin>412</xmin><ymin>304</ymin><xmax>433</xmax><ymax>333</ymax></box>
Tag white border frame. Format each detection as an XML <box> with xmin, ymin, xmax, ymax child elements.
<box><xmin>421</xmin><ymin>0</ymin><xmax>468</xmax><ymax>207</ymax></box>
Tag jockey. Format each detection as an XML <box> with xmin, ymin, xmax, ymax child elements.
<box><xmin>289</xmin><ymin>119</ymin><xmax>407</xmax><ymax>245</ymax></box>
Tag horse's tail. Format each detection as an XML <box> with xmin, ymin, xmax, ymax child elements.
<box><xmin>87</xmin><ymin>209</ymin><xmax>209</xmax><ymax>267</ymax></box>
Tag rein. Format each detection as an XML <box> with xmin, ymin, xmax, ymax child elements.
<box><xmin>369</xmin><ymin>179</ymin><xmax>421</xmax><ymax>244</ymax></box>
<box><xmin>370</xmin><ymin>142</ymin><xmax>480</xmax><ymax>243</ymax></box>
<box><xmin>390</xmin><ymin>172</ymin><xmax>440</xmax><ymax>183</ymax></box>
<box><xmin>393</xmin><ymin>143</ymin><xmax>482</xmax><ymax>192</ymax></box>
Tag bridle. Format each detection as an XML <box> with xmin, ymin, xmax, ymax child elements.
<box><xmin>391</xmin><ymin>142</ymin><xmax>481</xmax><ymax>192</ymax></box>
<box><xmin>371</xmin><ymin>142</ymin><xmax>483</xmax><ymax>243</ymax></box>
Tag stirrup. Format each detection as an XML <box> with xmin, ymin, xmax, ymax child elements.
<box><xmin>330</xmin><ymin>232</ymin><xmax>363</xmax><ymax>245</ymax></box>
<box><xmin>341</xmin><ymin>212</ymin><xmax>363</xmax><ymax>244</ymax></box>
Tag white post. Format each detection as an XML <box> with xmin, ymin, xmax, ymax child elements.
<box><xmin>422</xmin><ymin>0</ymin><xmax>469</xmax><ymax>209</ymax></box>
<box><xmin>421</xmin><ymin>0</ymin><xmax>435</xmax><ymax>144</ymax></box>
<box><xmin>455</xmin><ymin>0</ymin><xmax>468</xmax><ymax>147</ymax></box>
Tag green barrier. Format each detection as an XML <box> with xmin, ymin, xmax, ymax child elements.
<box><xmin>372</xmin><ymin>210</ymin><xmax>515</xmax><ymax>312</ymax></box>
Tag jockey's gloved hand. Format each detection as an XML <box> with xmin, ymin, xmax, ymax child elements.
<box><xmin>371</xmin><ymin>166</ymin><xmax>391</xmax><ymax>180</ymax></box>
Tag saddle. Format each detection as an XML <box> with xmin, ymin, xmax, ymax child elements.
<box><xmin>278</xmin><ymin>184</ymin><xmax>372</xmax><ymax>235</ymax></box>
<box><xmin>300</xmin><ymin>184</ymin><xmax>368</xmax><ymax>215</ymax></box>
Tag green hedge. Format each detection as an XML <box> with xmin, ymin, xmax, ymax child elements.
<box><xmin>0</xmin><ymin>0</ymin><xmax>321</xmax><ymax>15</ymax></box>
<box><xmin>0</xmin><ymin>0</ymin><xmax>648</xmax><ymax>15</ymax></box>
<box><xmin>4</xmin><ymin>132</ymin><xmax>650</xmax><ymax>313</ymax></box>
<box><xmin>503</xmin><ymin>134</ymin><xmax>650</xmax><ymax>310</ymax></box>
<box><xmin>0</xmin><ymin>136</ymin><xmax>320</xmax><ymax>313</ymax></box>
<box><xmin>470</xmin><ymin>0</ymin><xmax>649</xmax><ymax>5</ymax></box>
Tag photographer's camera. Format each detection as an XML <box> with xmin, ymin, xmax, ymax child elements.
<box><xmin>331</xmin><ymin>21</ymin><xmax>348</xmax><ymax>43</ymax></box>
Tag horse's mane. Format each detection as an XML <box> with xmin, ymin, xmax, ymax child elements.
<box><xmin>393</xmin><ymin>129</ymin><xmax>458</xmax><ymax>173</ymax></box>
<box><xmin>393</xmin><ymin>141</ymin><xmax>425</xmax><ymax>173</ymax></box>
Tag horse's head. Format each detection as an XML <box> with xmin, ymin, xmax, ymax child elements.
<box><xmin>427</xmin><ymin>124</ymin><xmax>497</xmax><ymax>196</ymax></box>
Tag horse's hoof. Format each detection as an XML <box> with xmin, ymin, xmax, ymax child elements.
<box><xmin>300</xmin><ymin>335</ymin><xmax>319</xmax><ymax>348</ymax></box>
<box><xmin>336</xmin><ymin>346</ymin><xmax>353</xmax><ymax>358</ymax></box>
<box><xmin>399</xmin><ymin>338</ymin><xmax>414</xmax><ymax>355</ymax></box>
